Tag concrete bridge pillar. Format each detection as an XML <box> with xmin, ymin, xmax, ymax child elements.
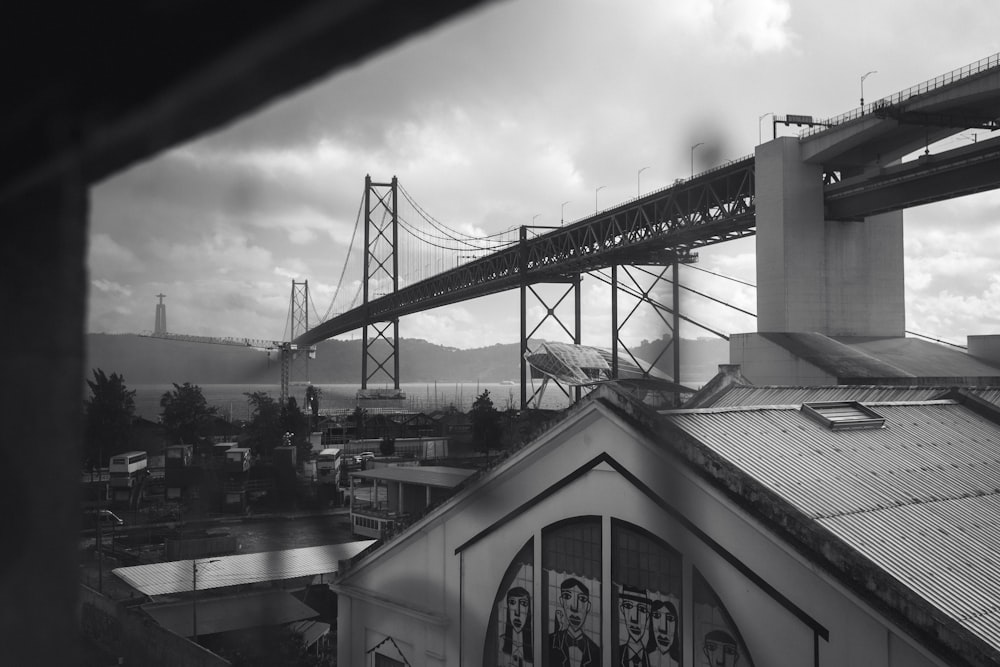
<box><xmin>754</xmin><ymin>137</ymin><xmax>905</xmax><ymax>337</ymax></box>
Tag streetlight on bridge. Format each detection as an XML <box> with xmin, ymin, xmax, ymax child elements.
<box><xmin>595</xmin><ymin>185</ymin><xmax>606</xmax><ymax>213</ymax></box>
<box><xmin>561</xmin><ymin>200</ymin><xmax>571</xmax><ymax>224</ymax></box>
<box><xmin>860</xmin><ymin>70</ymin><xmax>877</xmax><ymax>109</ymax></box>
<box><xmin>690</xmin><ymin>142</ymin><xmax>704</xmax><ymax>178</ymax></box>
<box><xmin>637</xmin><ymin>166</ymin><xmax>650</xmax><ymax>196</ymax></box>
<box><xmin>758</xmin><ymin>112</ymin><xmax>774</xmax><ymax>144</ymax></box>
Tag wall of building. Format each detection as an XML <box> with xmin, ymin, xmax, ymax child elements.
<box><xmin>730</xmin><ymin>333</ymin><xmax>837</xmax><ymax>386</ymax></box>
<box><xmin>968</xmin><ymin>335</ymin><xmax>1000</xmax><ymax>364</ymax></box>
<box><xmin>337</xmin><ymin>402</ymin><xmax>947</xmax><ymax>666</ymax></box>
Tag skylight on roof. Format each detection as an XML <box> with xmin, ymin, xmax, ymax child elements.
<box><xmin>801</xmin><ymin>401</ymin><xmax>886</xmax><ymax>430</ymax></box>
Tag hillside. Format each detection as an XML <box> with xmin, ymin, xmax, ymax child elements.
<box><xmin>85</xmin><ymin>334</ymin><xmax>730</xmax><ymax>385</ymax></box>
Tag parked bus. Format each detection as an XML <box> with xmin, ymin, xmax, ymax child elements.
<box><xmin>109</xmin><ymin>450</ymin><xmax>147</xmax><ymax>477</ymax></box>
<box><xmin>316</xmin><ymin>448</ymin><xmax>342</xmax><ymax>485</ymax></box>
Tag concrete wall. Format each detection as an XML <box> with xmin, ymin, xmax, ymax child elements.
<box><xmin>755</xmin><ymin>137</ymin><xmax>904</xmax><ymax>337</ymax></box>
<box><xmin>79</xmin><ymin>586</ymin><xmax>229</xmax><ymax>667</ymax></box>
<box><xmin>730</xmin><ymin>333</ymin><xmax>837</xmax><ymax>386</ymax></box>
<box><xmin>968</xmin><ymin>335</ymin><xmax>1000</xmax><ymax>364</ymax></box>
<box><xmin>336</xmin><ymin>402</ymin><xmax>947</xmax><ymax>667</ymax></box>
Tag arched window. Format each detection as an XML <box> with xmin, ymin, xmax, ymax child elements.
<box><xmin>693</xmin><ymin>568</ymin><xmax>755</xmax><ymax>667</ymax></box>
<box><xmin>484</xmin><ymin>539</ymin><xmax>534</xmax><ymax>667</ymax></box>
<box><xmin>612</xmin><ymin>520</ymin><xmax>682</xmax><ymax>667</ymax></box>
<box><xmin>483</xmin><ymin>517</ymin><xmax>757</xmax><ymax>666</ymax></box>
<box><xmin>543</xmin><ymin>517</ymin><xmax>602</xmax><ymax>667</ymax></box>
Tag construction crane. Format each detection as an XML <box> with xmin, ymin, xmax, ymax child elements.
<box><xmin>140</xmin><ymin>281</ymin><xmax>317</xmax><ymax>406</ymax></box>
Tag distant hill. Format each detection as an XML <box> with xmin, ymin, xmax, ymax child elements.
<box><xmin>85</xmin><ymin>334</ymin><xmax>730</xmax><ymax>385</ymax></box>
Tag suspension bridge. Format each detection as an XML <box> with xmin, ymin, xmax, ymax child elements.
<box><xmin>157</xmin><ymin>52</ymin><xmax>1000</xmax><ymax>410</ymax></box>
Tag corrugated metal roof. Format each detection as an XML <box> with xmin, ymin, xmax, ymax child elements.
<box><xmin>351</xmin><ymin>465</ymin><xmax>476</xmax><ymax>488</ymax></box>
<box><xmin>113</xmin><ymin>541</ymin><xmax>376</xmax><ymax>596</ymax></box>
<box><xmin>663</xmin><ymin>400</ymin><xmax>1000</xmax><ymax>651</ymax></box>
<box><xmin>705</xmin><ymin>384</ymin><xmax>949</xmax><ymax>408</ymax></box>
<box><xmin>142</xmin><ymin>589</ymin><xmax>316</xmax><ymax>637</ymax></box>
<box><xmin>970</xmin><ymin>387</ymin><xmax>1000</xmax><ymax>407</ymax></box>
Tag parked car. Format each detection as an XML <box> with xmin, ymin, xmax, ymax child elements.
<box><xmin>354</xmin><ymin>451</ymin><xmax>375</xmax><ymax>465</ymax></box>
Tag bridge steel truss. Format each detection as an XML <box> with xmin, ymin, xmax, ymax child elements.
<box><xmin>296</xmin><ymin>158</ymin><xmax>757</xmax><ymax>356</ymax></box>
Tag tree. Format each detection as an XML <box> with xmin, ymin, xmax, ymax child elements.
<box><xmin>379</xmin><ymin>435</ymin><xmax>396</xmax><ymax>457</ymax></box>
<box><xmin>159</xmin><ymin>382</ymin><xmax>217</xmax><ymax>452</ymax></box>
<box><xmin>83</xmin><ymin>369</ymin><xmax>136</xmax><ymax>469</ymax></box>
<box><xmin>281</xmin><ymin>396</ymin><xmax>311</xmax><ymax>460</ymax></box>
<box><xmin>470</xmin><ymin>389</ymin><xmax>503</xmax><ymax>454</ymax></box>
<box><xmin>244</xmin><ymin>391</ymin><xmax>283</xmax><ymax>456</ymax></box>
<box><xmin>303</xmin><ymin>384</ymin><xmax>321</xmax><ymax>431</ymax></box>
<box><xmin>349</xmin><ymin>406</ymin><xmax>368</xmax><ymax>440</ymax></box>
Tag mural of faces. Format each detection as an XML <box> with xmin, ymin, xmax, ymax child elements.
<box><xmin>558</xmin><ymin>578</ymin><xmax>593</xmax><ymax>635</ymax></box>
<box><xmin>619</xmin><ymin>585</ymin><xmax>652</xmax><ymax>646</ymax></box>
<box><xmin>702</xmin><ymin>629</ymin><xmax>740</xmax><ymax>667</ymax></box>
<box><xmin>651</xmin><ymin>599</ymin><xmax>678</xmax><ymax>656</ymax></box>
<box><xmin>502</xmin><ymin>586</ymin><xmax>533</xmax><ymax>666</ymax></box>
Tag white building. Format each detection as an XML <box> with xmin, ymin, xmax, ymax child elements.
<box><xmin>334</xmin><ymin>382</ymin><xmax>1000</xmax><ymax>666</ymax></box>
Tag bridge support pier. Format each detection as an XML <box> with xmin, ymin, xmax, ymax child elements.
<box><xmin>754</xmin><ymin>137</ymin><xmax>905</xmax><ymax>337</ymax></box>
<box><xmin>520</xmin><ymin>275</ymin><xmax>582</xmax><ymax>410</ymax></box>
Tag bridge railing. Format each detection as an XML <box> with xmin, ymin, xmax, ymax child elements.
<box><xmin>801</xmin><ymin>51</ymin><xmax>1000</xmax><ymax>138</ymax></box>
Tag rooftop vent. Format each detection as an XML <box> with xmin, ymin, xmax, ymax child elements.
<box><xmin>801</xmin><ymin>401</ymin><xmax>886</xmax><ymax>430</ymax></box>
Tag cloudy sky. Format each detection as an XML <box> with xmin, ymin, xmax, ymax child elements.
<box><xmin>88</xmin><ymin>0</ymin><xmax>1000</xmax><ymax>350</ymax></box>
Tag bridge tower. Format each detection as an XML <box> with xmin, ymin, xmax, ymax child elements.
<box><xmin>362</xmin><ymin>175</ymin><xmax>401</xmax><ymax>392</ymax></box>
<box><xmin>280</xmin><ymin>279</ymin><xmax>312</xmax><ymax>406</ymax></box>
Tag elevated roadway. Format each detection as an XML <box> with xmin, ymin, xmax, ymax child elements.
<box><xmin>297</xmin><ymin>53</ymin><xmax>1000</xmax><ymax>348</ymax></box>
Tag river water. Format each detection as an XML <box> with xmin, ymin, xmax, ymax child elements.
<box><xmin>131</xmin><ymin>381</ymin><xmax>559</xmax><ymax>421</ymax></box>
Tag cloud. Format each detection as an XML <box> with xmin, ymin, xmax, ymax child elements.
<box><xmin>86</xmin><ymin>0</ymin><xmax>1000</xmax><ymax>350</ymax></box>
<box><xmin>89</xmin><ymin>233</ymin><xmax>143</xmax><ymax>276</ymax></box>
<box><xmin>91</xmin><ymin>278</ymin><xmax>132</xmax><ymax>298</ymax></box>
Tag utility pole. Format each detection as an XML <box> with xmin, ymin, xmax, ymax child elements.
<box><xmin>192</xmin><ymin>558</ymin><xmax>220</xmax><ymax>643</ymax></box>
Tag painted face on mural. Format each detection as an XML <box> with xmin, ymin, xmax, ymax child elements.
<box><xmin>651</xmin><ymin>599</ymin><xmax>677</xmax><ymax>652</ymax></box>
<box><xmin>618</xmin><ymin>588</ymin><xmax>651</xmax><ymax>644</ymax></box>
<box><xmin>703</xmin><ymin>630</ymin><xmax>739</xmax><ymax>667</ymax></box>
<box><xmin>507</xmin><ymin>589</ymin><xmax>530</xmax><ymax>634</ymax></box>
<box><xmin>558</xmin><ymin>578</ymin><xmax>592</xmax><ymax>634</ymax></box>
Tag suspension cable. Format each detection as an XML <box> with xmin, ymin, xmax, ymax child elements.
<box><xmin>684</xmin><ymin>263</ymin><xmax>757</xmax><ymax>288</ymax></box>
<box><xmin>590</xmin><ymin>269</ymin><xmax>732</xmax><ymax>340</ymax></box>
<box><xmin>322</xmin><ymin>192</ymin><xmax>365</xmax><ymax>322</ymax></box>
<box><xmin>629</xmin><ymin>265</ymin><xmax>757</xmax><ymax>318</ymax></box>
